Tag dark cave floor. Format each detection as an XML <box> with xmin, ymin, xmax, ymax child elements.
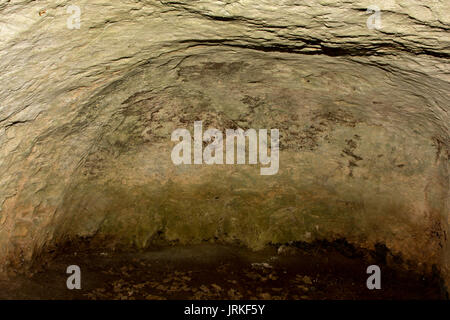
<box><xmin>0</xmin><ymin>242</ymin><xmax>444</xmax><ymax>300</ymax></box>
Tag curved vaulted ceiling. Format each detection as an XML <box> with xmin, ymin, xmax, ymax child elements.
<box><xmin>0</xmin><ymin>0</ymin><xmax>448</xmax><ymax>290</ymax></box>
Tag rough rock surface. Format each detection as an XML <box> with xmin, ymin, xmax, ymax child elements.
<box><xmin>0</xmin><ymin>1</ymin><xmax>448</xmax><ymax>291</ymax></box>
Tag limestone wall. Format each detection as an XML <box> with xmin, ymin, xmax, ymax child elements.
<box><xmin>0</xmin><ymin>0</ymin><xmax>448</xmax><ymax>289</ymax></box>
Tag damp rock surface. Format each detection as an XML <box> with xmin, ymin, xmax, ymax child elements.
<box><xmin>0</xmin><ymin>1</ymin><xmax>448</xmax><ymax>292</ymax></box>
